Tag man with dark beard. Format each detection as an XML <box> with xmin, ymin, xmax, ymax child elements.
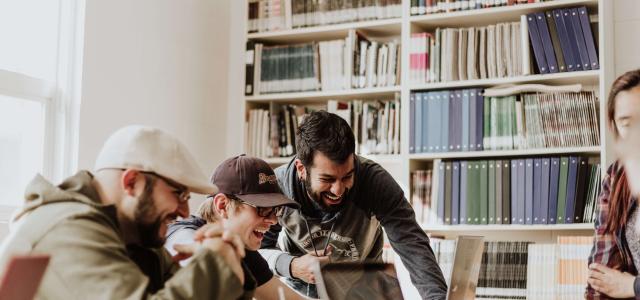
<box><xmin>259</xmin><ymin>111</ymin><xmax>447</xmax><ymax>300</ymax></box>
<box><xmin>0</xmin><ymin>126</ymin><xmax>251</xmax><ymax>299</ymax></box>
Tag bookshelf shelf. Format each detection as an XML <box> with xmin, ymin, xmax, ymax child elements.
<box><xmin>245</xmin><ymin>86</ymin><xmax>402</xmax><ymax>103</ymax></box>
<box><xmin>422</xmin><ymin>223</ymin><xmax>594</xmax><ymax>232</ymax></box>
<box><xmin>410</xmin><ymin>0</ymin><xmax>598</xmax><ymax>29</ymax></box>
<box><xmin>247</xmin><ymin>18</ymin><xmax>402</xmax><ymax>43</ymax></box>
<box><xmin>409</xmin><ymin>146</ymin><xmax>601</xmax><ymax>160</ymax></box>
<box><xmin>410</xmin><ymin>70</ymin><xmax>600</xmax><ymax>91</ymax></box>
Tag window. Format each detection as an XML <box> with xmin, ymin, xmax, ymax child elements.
<box><xmin>0</xmin><ymin>0</ymin><xmax>85</xmax><ymax>218</ymax></box>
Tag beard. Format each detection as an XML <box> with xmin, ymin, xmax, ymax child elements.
<box><xmin>302</xmin><ymin>173</ymin><xmax>349</xmax><ymax>213</ymax></box>
<box><xmin>134</xmin><ymin>181</ymin><xmax>167</xmax><ymax>248</ymax></box>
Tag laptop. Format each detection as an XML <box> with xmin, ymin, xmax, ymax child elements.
<box><xmin>313</xmin><ymin>235</ymin><xmax>484</xmax><ymax>300</ymax></box>
<box><xmin>0</xmin><ymin>255</ymin><xmax>50</xmax><ymax>300</ymax></box>
<box><xmin>314</xmin><ymin>262</ymin><xmax>403</xmax><ymax>300</ymax></box>
<box><xmin>447</xmin><ymin>235</ymin><xmax>485</xmax><ymax>300</ymax></box>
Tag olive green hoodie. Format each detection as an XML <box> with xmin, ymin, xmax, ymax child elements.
<box><xmin>0</xmin><ymin>171</ymin><xmax>253</xmax><ymax>299</ymax></box>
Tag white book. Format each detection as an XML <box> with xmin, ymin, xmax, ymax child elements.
<box><xmin>458</xmin><ymin>28</ymin><xmax>468</xmax><ymax>81</ymax></box>
<box><xmin>520</xmin><ymin>15</ymin><xmax>531</xmax><ymax>75</ymax></box>
<box><xmin>366</xmin><ymin>41</ymin><xmax>378</xmax><ymax>88</ymax></box>
<box><xmin>478</xmin><ymin>27</ymin><xmax>487</xmax><ymax>79</ymax></box>
<box><xmin>512</xmin><ymin>22</ymin><xmax>521</xmax><ymax>76</ymax></box>
<box><xmin>495</xmin><ymin>23</ymin><xmax>505</xmax><ymax>78</ymax></box>
<box><xmin>358</xmin><ymin>40</ymin><xmax>368</xmax><ymax>88</ymax></box>
<box><xmin>467</xmin><ymin>27</ymin><xmax>479</xmax><ymax>80</ymax></box>
<box><xmin>487</xmin><ymin>25</ymin><xmax>497</xmax><ymax>78</ymax></box>
<box><xmin>434</xmin><ymin>28</ymin><xmax>441</xmax><ymax>83</ymax></box>
<box><xmin>377</xmin><ymin>44</ymin><xmax>388</xmax><ymax>87</ymax></box>
<box><xmin>387</xmin><ymin>41</ymin><xmax>398</xmax><ymax>86</ymax></box>
<box><xmin>393</xmin><ymin>98</ymin><xmax>400</xmax><ymax>154</ymax></box>
<box><xmin>504</xmin><ymin>23</ymin><xmax>513</xmax><ymax>77</ymax></box>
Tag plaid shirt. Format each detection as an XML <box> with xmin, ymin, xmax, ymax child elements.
<box><xmin>586</xmin><ymin>161</ymin><xmax>638</xmax><ymax>299</ymax></box>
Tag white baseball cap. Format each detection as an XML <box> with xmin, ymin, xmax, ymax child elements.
<box><xmin>94</xmin><ymin>125</ymin><xmax>217</xmax><ymax>195</ymax></box>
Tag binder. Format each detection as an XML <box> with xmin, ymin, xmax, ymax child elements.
<box><xmin>488</xmin><ymin>160</ymin><xmax>496</xmax><ymax>224</ymax></box>
<box><xmin>545</xmin><ymin>11</ymin><xmax>567</xmax><ymax>72</ymax></box>
<box><xmin>460</xmin><ymin>161</ymin><xmax>468</xmax><ymax>224</ymax></box>
<box><xmin>410</xmin><ymin>93</ymin><xmax>416</xmax><ymax>153</ymax></box>
<box><xmin>540</xmin><ymin>158</ymin><xmax>551</xmax><ymax>224</ymax></box>
<box><xmin>502</xmin><ymin>160</ymin><xmax>511</xmax><ymax>224</ymax></box>
<box><xmin>526</xmin><ymin>13</ymin><xmax>549</xmax><ymax>74</ymax></box>
<box><xmin>561</xmin><ymin>9</ymin><xmax>584</xmax><ymax>70</ymax></box>
<box><xmin>578</xmin><ymin>6</ymin><xmax>599</xmax><ymax>70</ymax></box>
<box><xmin>535</xmin><ymin>12</ymin><xmax>559</xmax><ymax>73</ymax></box>
<box><xmin>568</xmin><ymin>8</ymin><xmax>591</xmax><ymax>71</ymax></box>
<box><xmin>552</xmin><ymin>9</ymin><xmax>577</xmax><ymax>71</ymax></box>
<box><xmin>452</xmin><ymin>161</ymin><xmax>461</xmax><ymax>225</ymax></box>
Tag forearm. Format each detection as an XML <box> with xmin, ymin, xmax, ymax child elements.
<box><xmin>259</xmin><ymin>248</ymin><xmax>295</xmax><ymax>278</ymax></box>
<box><xmin>156</xmin><ymin>248</ymin><xmax>251</xmax><ymax>300</ymax></box>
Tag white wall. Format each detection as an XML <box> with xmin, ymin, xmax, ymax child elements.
<box><xmin>79</xmin><ymin>0</ymin><xmax>232</xmax><ymax>208</ymax></box>
<box><xmin>614</xmin><ymin>0</ymin><xmax>640</xmax><ymax>76</ymax></box>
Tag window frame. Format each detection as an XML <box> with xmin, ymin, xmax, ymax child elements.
<box><xmin>0</xmin><ymin>0</ymin><xmax>85</xmax><ymax>222</ymax></box>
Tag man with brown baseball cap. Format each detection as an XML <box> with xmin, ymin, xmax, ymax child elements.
<box><xmin>166</xmin><ymin>155</ymin><xmax>309</xmax><ymax>300</ymax></box>
<box><xmin>0</xmin><ymin>125</ymin><xmax>251</xmax><ymax>299</ymax></box>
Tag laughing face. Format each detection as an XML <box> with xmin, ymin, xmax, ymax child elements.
<box><xmin>134</xmin><ymin>173</ymin><xmax>190</xmax><ymax>248</ymax></box>
<box><xmin>219</xmin><ymin>196</ymin><xmax>278</xmax><ymax>251</ymax></box>
<box><xmin>296</xmin><ymin>152</ymin><xmax>355</xmax><ymax>213</ymax></box>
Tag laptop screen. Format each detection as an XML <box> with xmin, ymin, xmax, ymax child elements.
<box><xmin>315</xmin><ymin>262</ymin><xmax>404</xmax><ymax>300</ymax></box>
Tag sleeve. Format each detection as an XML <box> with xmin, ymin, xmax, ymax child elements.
<box><xmin>259</xmin><ymin>223</ymin><xmax>296</xmax><ymax>279</ymax></box>
<box><xmin>366</xmin><ymin>165</ymin><xmax>448</xmax><ymax>300</ymax></box>
<box><xmin>244</xmin><ymin>250</ymin><xmax>274</xmax><ymax>286</ymax></box>
<box><xmin>36</xmin><ymin>214</ymin><xmax>250</xmax><ymax>300</ymax></box>
<box><xmin>586</xmin><ymin>162</ymin><xmax>625</xmax><ymax>299</ymax></box>
<box><xmin>164</xmin><ymin>228</ymin><xmax>197</xmax><ymax>267</ymax></box>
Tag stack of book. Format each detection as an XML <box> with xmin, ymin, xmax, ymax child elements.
<box><xmin>245</xmin><ymin>30</ymin><xmax>400</xmax><ymax>95</ymax></box>
<box><xmin>525</xmin><ymin>7</ymin><xmax>599</xmax><ymax>74</ymax></box>
<box><xmin>430</xmin><ymin>236</ymin><xmax>593</xmax><ymax>300</ymax></box>
<box><xmin>412</xmin><ymin>156</ymin><xmax>601</xmax><ymax>226</ymax></box>
<box><xmin>410</xmin><ymin>21</ymin><xmax>523</xmax><ymax>84</ymax></box>
<box><xmin>476</xmin><ymin>241</ymin><xmax>530</xmax><ymax>300</ymax></box>
<box><xmin>410</xmin><ymin>0</ymin><xmax>548</xmax><ymax>16</ymax></box>
<box><xmin>527</xmin><ymin>236</ymin><xmax>593</xmax><ymax>299</ymax></box>
<box><xmin>247</xmin><ymin>0</ymin><xmax>402</xmax><ymax>33</ymax></box>
<box><xmin>245</xmin><ymin>98</ymin><xmax>401</xmax><ymax>158</ymax></box>
<box><xmin>409</xmin><ymin>90</ymin><xmax>600</xmax><ymax>153</ymax></box>
<box><xmin>328</xmin><ymin>98</ymin><xmax>401</xmax><ymax>155</ymax></box>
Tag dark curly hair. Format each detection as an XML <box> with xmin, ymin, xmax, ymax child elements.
<box><xmin>295</xmin><ymin>111</ymin><xmax>355</xmax><ymax>167</ymax></box>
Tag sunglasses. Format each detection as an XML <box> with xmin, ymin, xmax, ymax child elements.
<box><xmin>224</xmin><ymin>194</ymin><xmax>285</xmax><ymax>218</ymax></box>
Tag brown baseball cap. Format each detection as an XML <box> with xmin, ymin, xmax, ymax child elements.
<box><xmin>210</xmin><ymin>155</ymin><xmax>299</xmax><ymax>209</ymax></box>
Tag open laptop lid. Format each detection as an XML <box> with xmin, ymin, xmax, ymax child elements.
<box><xmin>448</xmin><ymin>235</ymin><xmax>485</xmax><ymax>300</ymax></box>
<box><xmin>314</xmin><ymin>262</ymin><xmax>404</xmax><ymax>300</ymax></box>
<box><xmin>0</xmin><ymin>255</ymin><xmax>50</xmax><ymax>300</ymax></box>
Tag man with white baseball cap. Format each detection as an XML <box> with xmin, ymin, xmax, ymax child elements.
<box><xmin>0</xmin><ymin>125</ymin><xmax>252</xmax><ymax>299</ymax></box>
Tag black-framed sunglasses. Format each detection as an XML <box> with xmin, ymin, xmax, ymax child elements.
<box><xmin>224</xmin><ymin>194</ymin><xmax>285</xmax><ymax>218</ymax></box>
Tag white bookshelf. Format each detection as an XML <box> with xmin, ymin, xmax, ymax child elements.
<box><xmin>241</xmin><ymin>0</ymin><xmax>614</xmax><ymax>240</ymax></box>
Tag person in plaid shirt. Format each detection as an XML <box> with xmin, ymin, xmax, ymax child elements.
<box><xmin>587</xmin><ymin>69</ymin><xmax>640</xmax><ymax>299</ymax></box>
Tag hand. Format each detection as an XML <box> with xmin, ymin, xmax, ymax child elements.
<box><xmin>588</xmin><ymin>263</ymin><xmax>636</xmax><ymax>298</ymax></box>
<box><xmin>176</xmin><ymin>223</ymin><xmax>246</xmax><ymax>284</ymax></box>
<box><xmin>291</xmin><ymin>246</ymin><xmax>332</xmax><ymax>284</ymax></box>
